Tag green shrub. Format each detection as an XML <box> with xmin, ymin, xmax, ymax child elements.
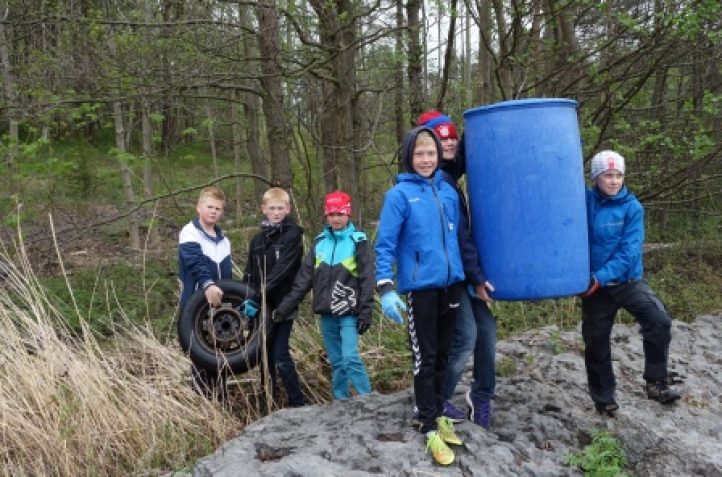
<box><xmin>564</xmin><ymin>429</ymin><xmax>629</xmax><ymax>477</ymax></box>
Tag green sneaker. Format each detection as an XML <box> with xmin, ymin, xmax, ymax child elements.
<box><xmin>426</xmin><ymin>431</ymin><xmax>454</xmax><ymax>465</ymax></box>
<box><xmin>437</xmin><ymin>416</ymin><xmax>464</xmax><ymax>446</ymax></box>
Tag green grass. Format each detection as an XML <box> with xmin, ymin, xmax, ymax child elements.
<box><xmin>564</xmin><ymin>429</ymin><xmax>630</xmax><ymax>477</ymax></box>
<box><xmin>37</xmin><ymin>256</ymin><xmax>179</xmax><ymax>337</ymax></box>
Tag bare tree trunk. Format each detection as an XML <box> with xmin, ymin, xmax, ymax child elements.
<box><xmin>436</xmin><ymin>0</ymin><xmax>459</xmax><ymax>111</ymax></box>
<box><xmin>0</xmin><ymin>20</ymin><xmax>19</xmax><ymax>166</ymax></box>
<box><xmin>108</xmin><ymin>34</ymin><xmax>140</xmax><ymax>250</ymax></box>
<box><xmin>530</xmin><ymin>0</ymin><xmax>544</xmax><ymax>96</ymax></box>
<box><xmin>491</xmin><ymin>0</ymin><xmax>512</xmax><ymax>99</ymax></box>
<box><xmin>113</xmin><ymin>100</ymin><xmax>140</xmax><ymax>250</ymax></box>
<box><xmin>240</xmin><ymin>4</ymin><xmax>266</xmax><ymax>203</ymax></box>
<box><xmin>308</xmin><ymin>0</ymin><xmax>359</xmax><ymax>209</ymax></box>
<box><xmin>464</xmin><ymin>2</ymin><xmax>472</xmax><ymax>107</ymax></box>
<box><xmin>205</xmin><ymin>95</ymin><xmax>219</xmax><ymax>179</ymax></box>
<box><xmin>467</xmin><ymin>0</ymin><xmax>494</xmax><ymax>105</ymax></box>
<box><xmin>256</xmin><ymin>0</ymin><xmax>292</xmax><ymax>188</ymax></box>
<box><xmin>231</xmin><ymin>91</ymin><xmax>244</xmax><ymax>224</ymax></box>
<box><xmin>406</xmin><ymin>0</ymin><xmax>424</xmax><ymax>121</ymax></box>
<box><xmin>394</xmin><ymin>1</ymin><xmax>406</xmax><ymax>172</ymax></box>
<box><xmin>140</xmin><ymin>97</ymin><xmax>160</xmax><ymax>248</ymax></box>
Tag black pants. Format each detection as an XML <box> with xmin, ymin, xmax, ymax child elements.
<box><xmin>581</xmin><ymin>279</ymin><xmax>672</xmax><ymax>405</ymax></box>
<box><xmin>408</xmin><ymin>284</ymin><xmax>463</xmax><ymax>433</ymax></box>
<box><xmin>262</xmin><ymin>317</ymin><xmax>305</xmax><ymax>407</ymax></box>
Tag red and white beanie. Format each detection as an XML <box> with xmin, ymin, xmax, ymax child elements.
<box><xmin>417</xmin><ymin>110</ymin><xmax>458</xmax><ymax>140</ymax></box>
<box><xmin>591</xmin><ymin>150</ymin><xmax>625</xmax><ymax>180</ymax></box>
<box><xmin>324</xmin><ymin>191</ymin><xmax>352</xmax><ymax>216</ymax></box>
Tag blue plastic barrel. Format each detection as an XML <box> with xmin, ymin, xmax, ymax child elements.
<box><xmin>463</xmin><ymin>98</ymin><xmax>589</xmax><ymax>300</ymax></box>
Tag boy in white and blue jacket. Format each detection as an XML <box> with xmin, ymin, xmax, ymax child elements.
<box><xmin>581</xmin><ymin>150</ymin><xmax>681</xmax><ymax>417</ymax></box>
<box><xmin>178</xmin><ymin>186</ymin><xmax>232</xmax><ymax>398</ymax></box>
<box><xmin>375</xmin><ymin>127</ymin><xmax>466</xmax><ymax>466</ymax></box>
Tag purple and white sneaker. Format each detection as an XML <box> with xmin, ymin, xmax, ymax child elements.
<box><xmin>466</xmin><ymin>390</ymin><xmax>492</xmax><ymax>429</ymax></box>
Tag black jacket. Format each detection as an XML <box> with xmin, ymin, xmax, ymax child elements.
<box><xmin>440</xmin><ymin>131</ymin><xmax>487</xmax><ymax>285</ymax></box>
<box><xmin>243</xmin><ymin>216</ymin><xmax>304</xmax><ymax>310</ymax></box>
<box><xmin>276</xmin><ymin>223</ymin><xmax>374</xmax><ymax>325</ymax></box>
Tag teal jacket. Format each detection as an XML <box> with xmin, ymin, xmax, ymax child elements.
<box><xmin>275</xmin><ymin>223</ymin><xmax>375</xmax><ymax>323</ymax></box>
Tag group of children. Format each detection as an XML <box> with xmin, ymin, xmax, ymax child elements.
<box><xmin>178</xmin><ymin>113</ymin><xmax>681</xmax><ymax>467</ymax></box>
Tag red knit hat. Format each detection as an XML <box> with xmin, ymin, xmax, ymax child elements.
<box><xmin>324</xmin><ymin>191</ymin><xmax>352</xmax><ymax>216</ymax></box>
<box><xmin>417</xmin><ymin>110</ymin><xmax>458</xmax><ymax>140</ymax></box>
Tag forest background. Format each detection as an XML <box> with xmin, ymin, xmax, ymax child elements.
<box><xmin>1</xmin><ymin>0</ymin><xmax>720</xmax><ymax>475</ymax></box>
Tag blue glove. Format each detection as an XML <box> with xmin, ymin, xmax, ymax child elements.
<box><xmin>381</xmin><ymin>291</ymin><xmax>406</xmax><ymax>324</ymax></box>
<box><xmin>242</xmin><ymin>299</ymin><xmax>258</xmax><ymax>318</ymax></box>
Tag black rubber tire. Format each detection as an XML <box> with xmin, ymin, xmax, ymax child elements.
<box><xmin>177</xmin><ymin>280</ymin><xmax>268</xmax><ymax>374</ymax></box>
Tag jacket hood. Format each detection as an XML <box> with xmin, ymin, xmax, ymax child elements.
<box><xmin>401</xmin><ymin>126</ymin><xmax>444</xmax><ymax>175</ymax></box>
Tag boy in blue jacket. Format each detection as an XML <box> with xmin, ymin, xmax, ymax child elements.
<box><xmin>178</xmin><ymin>186</ymin><xmax>232</xmax><ymax>398</ymax></box>
<box><xmin>274</xmin><ymin>191</ymin><xmax>374</xmax><ymax>400</ymax></box>
<box><xmin>418</xmin><ymin>110</ymin><xmax>497</xmax><ymax>429</ymax></box>
<box><xmin>581</xmin><ymin>150</ymin><xmax>681</xmax><ymax>417</ymax></box>
<box><xmin>375</xmin><ymin>127</ymin><xmax>466</xmax><ymax>466</ymax></box>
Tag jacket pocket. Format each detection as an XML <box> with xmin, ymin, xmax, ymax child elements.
<box><xmin>412</xmin><ymin>251</ymin><xmax>420</xmax><ymax>282</ymax></box>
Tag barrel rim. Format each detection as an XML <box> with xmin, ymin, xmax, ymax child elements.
<box><xmin>463</xmin><ymin>98</ymin><xmax>578</xmax><ymax>118</ymax></box>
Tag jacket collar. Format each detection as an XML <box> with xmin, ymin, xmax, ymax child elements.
<box><xmin>192</xmin><ymin>217</ymin><xmax>223</xmax><ymax>241</ymax></box>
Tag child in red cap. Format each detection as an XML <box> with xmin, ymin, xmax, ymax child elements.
<box><xmin>275</xmin><ymin>191</ymin><xmax>374</xmax><ymax>400</ymax></box>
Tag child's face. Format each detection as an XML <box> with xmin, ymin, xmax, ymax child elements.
<box><xmin>196</xmin><ymin>197</ymin><xmax>224</xmax><ymax>228</ymax></box>
<box><xmin>412</xmin><ymin>141</ymin><xmax>438</xmax><ymax>177</ymax></box>
<box><xmin>596</xmin><ymin>170</ymin><xmax>624</xmax><ymax>197</ymax></box>
<box><xmin>326</xmin><ymin>212</ymin><xmax>349</xmax><ymax>230</ymax></box>
<box><xmin>440</xmin><ymin>137</ymin><xmax>458</xmax><ymax>161</ymax></box>
<box><xmin>261</xmin><ymin>198</ymin><xmax>291</xmax><ymax>225</ymax></box>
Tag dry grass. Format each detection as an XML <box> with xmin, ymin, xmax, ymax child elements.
<box><xmin>0</xmin><ymin>229</ymin><xmax>414</xmax><ymax>476</ymax></box>
<box><xmin>0</xmin><ymin>242</ymin><xmax>241</xmax><ymax>476</ymax></box>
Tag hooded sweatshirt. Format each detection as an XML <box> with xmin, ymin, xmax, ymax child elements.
<box><xmin>375</xmin><ymin>127</ymin><xmax>465</xmax><ymax>294</ymax></box>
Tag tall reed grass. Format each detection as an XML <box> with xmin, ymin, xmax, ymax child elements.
<box><xmin>0</xmin><ymin>240</ymin><xmax>240</xmax><ymax>476</ymax></box>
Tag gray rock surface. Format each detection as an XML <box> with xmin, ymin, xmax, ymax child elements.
<box><xmin>193</xmin><ymin>315</ymin><xmax>722</xmax><ymax>476</ymax></box>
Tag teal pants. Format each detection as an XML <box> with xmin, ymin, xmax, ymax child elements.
<box><xmin>320</xmin><ymin>315</ymin><xmax>371</xmax><ymax>399</ymax></box>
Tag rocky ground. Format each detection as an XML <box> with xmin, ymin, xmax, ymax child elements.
<box><xmin>191</xmin><ymin>314</ymin><xmax>721</xmax><ymax>476</ymax></box>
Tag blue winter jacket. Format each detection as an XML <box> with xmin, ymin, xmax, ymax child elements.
<box><xmin>586</xmin><ymin>186</ymin><xmax>644</xmax><ymax>287</ymax></box>
<box><xmin>178</xmin><ymin>218</ymin><xmax>232</xmax><ymax>307</ymax></box>
<box><xmin>375</xmin><ymin>127</ymin><xmax>465</xmax><ymax>294</ymax></box>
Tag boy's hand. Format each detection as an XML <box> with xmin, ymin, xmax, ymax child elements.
<box><xmin>271</xmin><ymin>309</ymin><xmax>285</xmax><ymax>323</ymax></box>
<box><xmin>470</xmin><ymin>281</ymin><xmax>495</xmax><ymax>303</ymax></box>
<box><xmin>204</xmin><ymin>284</ymin><xmax>223</xmax><ymax>307</ymax></box>
<box><xmin>242</xmin><ymin>299</ymin><xmax>259</xmax><ymax>318</ymax></box>
<box><xmin>357</xmin><ymin>316</ymin><xmax>371</xmax><ymax>335</ymax></box>
<box><xmin>380</xmin><ymin>291</ymin><xmax>406</xmax><ymax>324</ymax></box>
<box><xmin>580</xmin><ymin>276</ymin><xmax>600</xmax><ymax>298</ymax></box>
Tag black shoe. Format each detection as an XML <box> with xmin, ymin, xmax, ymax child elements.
<box><xmin>665</xmin><ymin>371</ymin><xmax>684</xmax><ymax>386</ymax></box>
<box><xmin>594</xmin><ymin>402</ymin><xmax>619</xmax><ymax>417</ymax></box>
<box><xmin>646</xmin><ymin>380</ymin><xmax>681</xmax><ymax>404</ymax></box>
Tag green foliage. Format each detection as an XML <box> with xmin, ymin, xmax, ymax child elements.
<box><xmin>495</xmin><ymin>356</ymin><xmax>518</xmax><ymax>377</ymax></box>
<box><xmin>39</xmin><ymin>258</ymin><xmax>178</xmax><ymax>336</ymax></box>
<box><xmin>564</xmin><ymin>429</ymin><xmax>629</xmax><ymax>477</ymax></box>
<box><xmin>549</xmin><ymin>330</ymin><xmax>566</xmax><ymax>355</ymax></box>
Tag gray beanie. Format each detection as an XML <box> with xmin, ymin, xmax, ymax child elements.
<box><xmin>591</xmin><ymin>150</ymin><xmax>625</xmax><ymax>180</ymax></box>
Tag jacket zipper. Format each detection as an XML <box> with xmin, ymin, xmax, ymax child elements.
<box><xmin>430</xmin><ymin>179</ymin><xmax>451</xmax><ymax>285</ymax></box>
